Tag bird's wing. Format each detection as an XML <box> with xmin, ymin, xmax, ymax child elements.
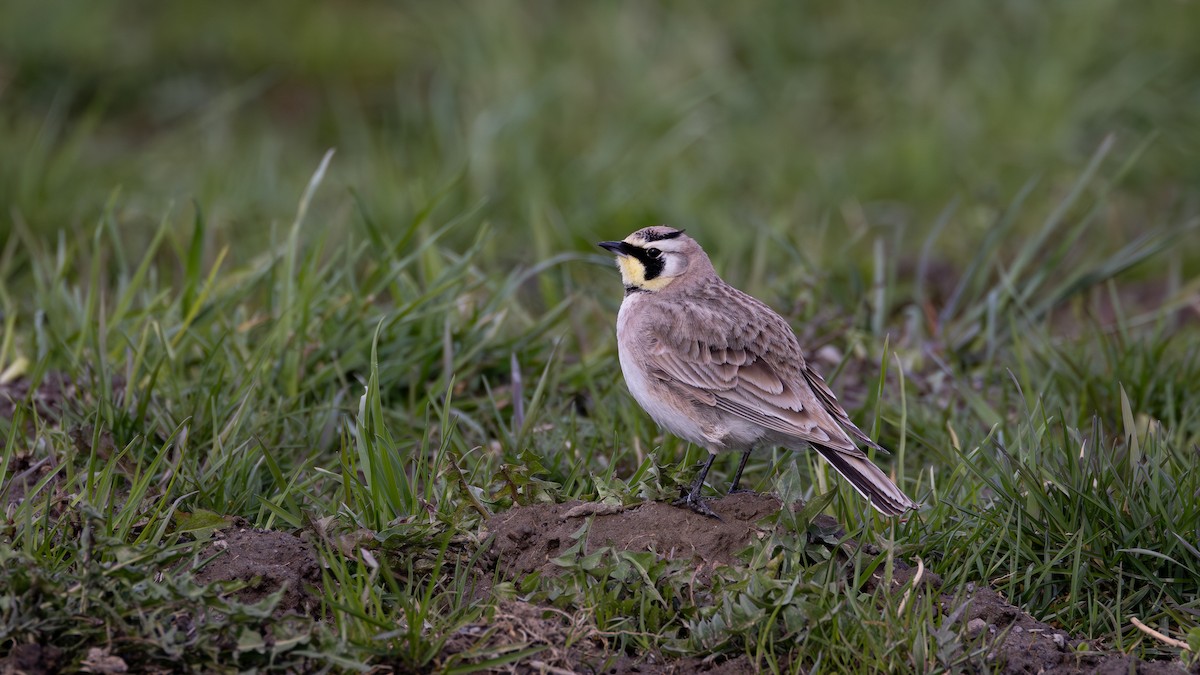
<box><xmin>802</xmin><ymin>364</ymin><xmax>885</xmax><ymax>453</ymax></box>
<box><xmin>642</xmin><ymin>287</ymin><xmax>864</xmax><ymax>454</ymax></box>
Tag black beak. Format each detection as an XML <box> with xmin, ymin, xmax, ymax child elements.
<box><xmin>598</xmin><ymin>241</ymin><xmax>632</xmax><ymax>256</ymax></box>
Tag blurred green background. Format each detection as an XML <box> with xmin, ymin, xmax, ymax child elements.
<box><xmin>3</xmin><ymin>0</ymin><xmax>1198</xmax><ymax>289</ymax></box>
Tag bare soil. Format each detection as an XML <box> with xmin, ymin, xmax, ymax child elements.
<box><xmin>0</xmin><ymin>643</ymin><xmax>63</xmax><ymax>675</ymax></box>
<box><xmin>486</xmin><ymin>492</ymin><xmax>805</xmax><ymax>585</ymax></box>
<box><xmin>435</xmin><ymin>598</ymin><xmax>761</xmax><ymax>675</ymax></box>
<box><xmin>2</xmin><ymin>375</ymin><xmax>1192</xmax><ymax>672</ymax></box>
<box><xmin>483</xmin><ymin>495</ymin><xmax>1194</xmax><ymax>675</ymax></box>
<box><xmin>0</xmin><ymin>373</ymin><xmax>127</xmax><ymax>425</ymax></box>
<box><xmin>191</xmin><ymin>525</ymin><xmax>322</xmax><ymax>617</ymax></box>
<box><xmin>950</xmin><ymin>584</ymin><xmax>1193</xmax><ymax>675</ymax></box>
<box><xmin>1</xmin><ymin>374</ymin><xmax>125</xmax><ymax>507</ymax></box>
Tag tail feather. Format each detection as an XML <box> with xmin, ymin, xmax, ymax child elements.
<box><xmin>812</xmin><ymin>445</ymin><xmax>918</xmax><ymax>516</ymax></box>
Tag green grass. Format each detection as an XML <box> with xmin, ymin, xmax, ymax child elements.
<box><xmin>2</xmin><ymin>1</ymin><xmax>1200</xmax><ymax>672</ymax></box>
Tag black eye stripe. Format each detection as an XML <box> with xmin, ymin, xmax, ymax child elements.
<box><xmin>642</xmin><ymin>256</ymin><xmax>665</xmax><ymax>281</ymax></box>
<box><xmin>630</xmin><ymin>246</ymin><xmax>666</xmax><ymax>280</ymax></box>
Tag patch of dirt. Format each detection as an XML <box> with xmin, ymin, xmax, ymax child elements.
<box><xmin>486</xmin><ymin>492</ymin><xmax>821</xmax><ymax>584</ymax></box>
<box><xmin>192</xmin><ymin>527</ymin><xmax>321</xmax><ymax>617</ymax></box>
<box><xmin>894</xmin><ymin>256</ymin><xmax>1200</xmax><ymax>339</ymax></box>
<box><xmin>0</xmin><ymin>376</ymin><xmax>67</xmax><ymax>507</ymax></box>
<box><xmin>949</xmin><ymin>584</ymin><xmax>1192</xmax><ymax>675</ymax></box>
<box><xmin>0</xmin><ymin>643</ymin><xmax>64</xmax><ymax>675</ymax></box>
<box><xmin>595</xmin><ymin>654</ymin><xmax>760</xmax><ymax>675</ymax></box>
<box><xmin>1</xmin><ymin>374</ymin><xmax>129</xmax><ymax>508</ymax></box>
<box><xmin>436</xmin><ymin>599</ymin><xmax>760</xmax><ymax>675</ymax></box>
<box><xmin>1047</xmin><ymin>278</ymin><xmax>1200</xmax><ymax>336</ymax></box>
<box><xmin>0</xmin><ymin>373</ymin><xmax>127</xmax><ymax>424</ymax></box>
<box><xmin>436</xmin><ymin>600</ymin><xmax>599</xmax><ymax>673</ymax></box>
<box><xmin>484</xmin><ymin>497</ymin><xmax>1193</xmax><ymax>675</ymax></box>
<box><xmin>0</xmin><ymin>451</ymin><xmax>58</xmax><ymax>507</ymax></box>
<box><xmin>0</xmin><ymin>375</ymin><xmax>63</xmax><ymax>423</ymax></box>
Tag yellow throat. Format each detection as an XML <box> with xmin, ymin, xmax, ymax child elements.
<box><xmin>618</xmin><ymin>252</ymin><xmax>674</xmax><ymax>292</ymax></box>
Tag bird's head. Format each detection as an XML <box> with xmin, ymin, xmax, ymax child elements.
<box><xmin>598</xmin><ymin>226</ymin><xmax>707</xmax><ymax>294</ymax></box>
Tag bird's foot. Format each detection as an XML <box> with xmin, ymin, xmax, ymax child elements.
<box><xmin>673</xmin><ymin>490</ymin><xmax>722</xmax><ymax>521</ymax></box>
<box><xmin>726</xmin><ymin>487</ymin><xmax>755</xmax><ymax>495</ymax></box>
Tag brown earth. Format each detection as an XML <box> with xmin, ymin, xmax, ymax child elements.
<box><xmin>482</xmin><ymin>495</ymin><xmax>1194</xmax><ymax>675</ymax></box>
<box><xmin>0</xmin><ymin>489</ymin><xmax>1191</xmax><ymax>674</ymax></box>
<box><xmin>434</xmin><ymin>598</ymin><xmax>762</xmax><ymax>675</ymax></box>
<box><xmin>0</xmin><ymin>527</ymin><xmax>321</xmax><ymax>675</ymax></box>
<box><xmin>0</xmin><ymin>643</ymin><xmax>63</xmax><ymax>675</ymax></box>
<box><xmin>950</xmin><ymin>584</ymin><xmax>1194</xmax><ymax>675</ymax></box>
<box><xmin>3</xmin><ymin>374</ymin><xmax>1193</xmax><ymax>672</ymax></box>
<box><xmin>485</xmin><ymin>492</ymin><xmax>812</xmax><ymax>586</ymax></box>
<box><xmin>191</xmin><ymin>525</ymin><xmax>322</xmax><ymax>617</ymax></box>
<box><xmin>0</xmin><ymin>373</ymin><xmax>128</xmax><ymax>425</ymax></box>
<box><xmin>1</xmin><ymin>374</ymin><xmax>127</xmax><ymax>507</ymax></box>
<box><xmin>1</xmin><ymin>374</ymin><xmax>320</xmax><ymax>618</ymax></box>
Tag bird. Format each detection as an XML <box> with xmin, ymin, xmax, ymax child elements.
<box><xmin>598</xmin><ymin>225</ymin><xmax>918</xmax><ymax>519</ymax></box>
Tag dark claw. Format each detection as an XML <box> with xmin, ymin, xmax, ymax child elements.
<box><xmin>673</xmin><ymin>492</ymin><xmax>723</xmax><ymax>521</ymax></box>
<box><xmin>673</xmin><ymin>453</ymin><xmax>723</xmax><ymax>519</ymax></box>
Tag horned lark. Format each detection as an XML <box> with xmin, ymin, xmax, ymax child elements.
<box><xmin>599</xmin><ymin>226</ymin><xmax>917</xmax><ymax>518</ymax></box>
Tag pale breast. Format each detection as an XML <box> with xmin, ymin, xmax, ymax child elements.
<box><xmin>616</xmin><ymin>296</ymin><xmax>763</xmax><ymax>452</ymax></box>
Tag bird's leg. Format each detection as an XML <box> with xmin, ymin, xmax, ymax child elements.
<box><xmin>727</xmin><ymin>448</ymin><xmax>754</xmax><ymax>494</ymax></box>
<box><xmin>674</xmin><ymin>452</ymin><xmax>721</xmax><ymax>520</ymax></box>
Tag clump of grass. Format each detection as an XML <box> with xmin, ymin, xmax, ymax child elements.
<box><xmin>0</xmin><ymin>157</ymin><xmax>576</xmax><ymax>669</ymax></box>
<box><xmin>0</xmin><ymin>502</ymin><xmax>323</xmax><ymax>671</ymax></box>
<box><xmin>3</xmin><ymin>149</ymin><xmax>1199</xmax><ymax>672</ymax></box>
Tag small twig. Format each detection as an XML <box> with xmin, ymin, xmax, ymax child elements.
<box><xmin>1129</xmin><ymin>616</ymin><xmax>1190</xmax><ymax>650</ymax></box>
<box><xmin>897</xmin><ymin>556</ymin><xmax>924</xmax><ymax>614</ymax></box>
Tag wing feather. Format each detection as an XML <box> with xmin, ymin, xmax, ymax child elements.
<box><xmin>642</xmin><ymin>285</ymin><xmax>867</xmax><ymax>454</ymax></box>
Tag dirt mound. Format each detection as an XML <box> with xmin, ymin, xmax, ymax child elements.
<box><xmin>486</xmin><ymin>492</ymin><xmax>835</xmax><ymax>584</ymax></box>
<box><xmin>485</xmin><ymin>497</ymin><xmax>1193</xmax><ymax>675</ymax></box>
<box><xmin>953</xmin><ymin>585</ymin><xmax>1191</xmax><ymax>674</ymax></box>
<box><xmin>192</xmin><ymin>527</ymin><xmax>321</xmax><ymax>617</ymax></box>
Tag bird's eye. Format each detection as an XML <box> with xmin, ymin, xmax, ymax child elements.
<box><xmin>647</xmin><ymin>248</ymin><xmax>662</xmax><ymax>258</ymax></box>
